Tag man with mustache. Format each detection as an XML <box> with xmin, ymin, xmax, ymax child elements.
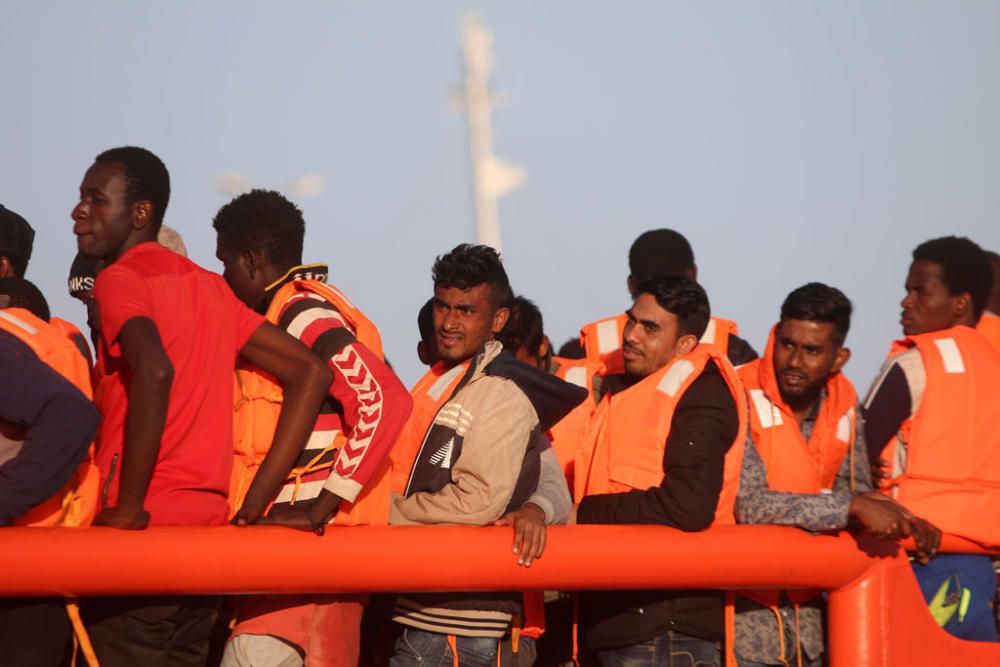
<box><xmin>573</xmin><ymin>276</ymin><xmax>746</xmax><ymax>666</ymax></box>
<box><xmin>863</xmin><ymin>236</ymin><xmax>1000</xmax><ymax>642</ymax></box>
<box><xmin>733</xmin><ymin>283</ymin><xmax>937</xmax><ymax>667</ymax></box>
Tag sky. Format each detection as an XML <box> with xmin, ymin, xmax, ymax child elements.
<box><xmin>2</xmin><ymin>2</ymin><xmax>999</xmax><ymax>389</ymax></box>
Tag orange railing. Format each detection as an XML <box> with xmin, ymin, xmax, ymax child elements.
<box><xmin>1</xmin><ymin>524</ymin><xmax>997</xmax><ymax>665</ymax></box>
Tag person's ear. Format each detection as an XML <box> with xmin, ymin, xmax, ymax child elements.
<box><xmin>952</xmin><ymin>292</ymin><xmax>972</xmax><ymax>320</ymax></box>
<box><xmin>133</xmin><ymin>200</ymin><xmax>154</xmax><ymax>231</ymax></box>
<box><xmin>832</xmin><ymin>346</ymin><xmax>851</xmax><ymax>374</ymax></box>
<box><xmin>538</xmin><ymin>335</ymin><xmax>551</xmax><ymax>360</ymax></box>
<box><xmin>675</xmin><ymin>333</ymin><xmax>699</xmax><ymax>357</ymax></box>
<box><xmin>0</xmin><ymin>257</ymin><xmax>13</xmax><ymax>278</ymax></box>
<box><xmin>492</xmin><ymin>306</ymin><xmax>510</xmax><ymax>334</ymax></box>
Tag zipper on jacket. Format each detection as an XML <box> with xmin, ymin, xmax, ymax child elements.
<box><xmin>101</xmin><ymin>453</ymin><xmax>119</xmax><ymax>510</ymax></box>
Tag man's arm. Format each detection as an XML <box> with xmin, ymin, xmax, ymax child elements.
<box><xmin>94</xmin><ymin>316</ymin><xmax>172</xmax><ymax>529</ymax></box>
<box><xmin>735</xmin><ymin>434</ymin><xmax>852</xmax><ymax>532</ymax></box>
<box><xmin>258</xmin><ymin>297</ymin><xmax>412</xmax><ymax>530</ymax></box>
<box><xmin>233</xmin><ymin>322</ymin><xmax>333</xmax><ymax>525</ymax></box>
<box><xmin>0</xmin><ymin>334</ymin><xmax>99</xmax><ymax>525</ymax></box>
<box><xmin>390</xmin><ymin>380</ymin><xmax>536</xmax><ymax>526</ymax></box>
<box><xmin>494</xmin><ymin>440</ymin><xmax>571</xmax><ymax>567</ymax></box>
<box><xmin>577</xmin><ymin>361</ymin><xmax>738</xmax><ymax>530</ymax></box>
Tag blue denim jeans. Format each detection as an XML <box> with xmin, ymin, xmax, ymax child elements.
<box><xmin>596</xmin><ymin>630</ymin><xmax>721</xmax><ymax>667</ymax></box>
<box><xmin>390</xmin><ymin>627</ymin><xmax>499</xmax><ymax>667</ymax></box>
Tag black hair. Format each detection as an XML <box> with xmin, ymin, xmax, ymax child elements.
<box><xmin>497</xmin><ymin>295</ymin><xmax>545</xmax><ymax>356</ymax></box>
<box><xmin>633</xmin><ymin>275</ymin><xmax>710</xmax><ymax>339</ymax></box>
<box><xmin>95</xmin><ymin>147</ymin><xmax>170</xmax><ymax>231</ymax></box>
<box><xmin>432</xmin><ymin>243</ymin><xmax>512</xmax><ymax>310</ymax></box>
<box><xmin>628</xmin><ymin>229</ymin><xmax>695</xmax><ymax>282</ymax></box>
<box><xmin>417</xmin><ymin>297</ymin><xmax>435</xmax><ymax>346</ymax></box>
<box><xmin>212</xmin><ymin>189</ymin><xmax>305</xmax><ymax>268</ymax></box>
<box><xmin>0</xmin><ymin>277</ymin><xmax>50</xmax><ymax>322</ymax></box>
<box><xmin>780</xmin><ymin>282</ymin><xmax>853</xmax><ymax>346</ymax></box>
<box><xmin>912</xmin><ymin>236</ymin><xmax>992</xmax><ymax>319</ymax></box>
<box><xmin>557</xmin><ymin>337</ymin><xmax>585</xmax><ymax>360</ymax></box>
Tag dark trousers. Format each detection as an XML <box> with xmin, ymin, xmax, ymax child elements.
<box><xmin>82</xmin><ymin>595</ymin><xmax>220</xmax><ymax>667</ymax></box>
<box><xmin>0</xmin><ymin>597</ymin><xmax>73</xmax><ymax>666</ymax></box>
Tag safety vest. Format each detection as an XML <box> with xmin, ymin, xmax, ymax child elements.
<box><xmin>737</xmin><ymin>326</ymin><xmax>857</xmax><ymax>609</ymax></box>
<box><xmin>548</xmin><ymin>356</ymin><xmax>601</xmax><ymax>488</ymax></box>
<box><xmin>740</xmin><ymin>327</ymin><xmax>857</xmax><ymax>494</ymax></box>
<box><xmin>976</xmin><ymin>311</ymin><xmax>1000</xmax><ymax>353</ymax></box>
<box><xmin>389</xmin><ymin>360</ymin><xmax>472</xmax><ymax>494</ymax></box>
<box><xmin>574</xmin><ymin>343</ymin><xmax>747</xmax><ymax>526</ymax></box>
<box><xmin>879</xmin><ymin>325</ymin><xmax>1000</xmax><ymax>546</ymax></box>
<box><xmin>580</xmin><ymin>313</ymin><xmax>738</xmax><ymax>376</ymax></box>
<box><xmin>0</xmin><ymin>308</ymin><xmax>98</xmax><ymax>527</ymax></box>
<box><xmin>49</xmin><ymin>316</ymin><xmax>93</xmax><ymax>367</ymax></box>
<box><xmin>230</xmin><ymin>280</ymin><xmax>389</xmax><ymax>526</ymax></box>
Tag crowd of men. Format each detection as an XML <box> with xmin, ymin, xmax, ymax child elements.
<box><xmin>0</xmin><ymin>144</ymin><xmax>998</xmax><ymax>667</ymax></box>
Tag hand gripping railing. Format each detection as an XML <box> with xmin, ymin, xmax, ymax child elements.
<box><xmin>0</xmin><ymin>524</ymin><xmax>997</xmax><ymax>666</ymax></box>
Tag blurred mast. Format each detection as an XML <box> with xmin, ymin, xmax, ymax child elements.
<box><xmin>456</xmin><ymin>14</ymin><xmax>525</xmax><ymax>253</ymax></box>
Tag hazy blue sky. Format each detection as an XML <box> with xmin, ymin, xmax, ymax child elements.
<box><xmin>3</xmin><ymin>2</ymin><xmax>999</xmax><ymax>388</ymax></box>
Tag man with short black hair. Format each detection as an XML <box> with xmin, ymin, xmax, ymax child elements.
<box><xmin>573</xmin><ymin>276</ymin><xmax>747</xmax><ymax>665</ymax></box>
<box><xmin>213</xmin><ymin>188</ymin><xmax>412</xmax><ymax>667</ymax></box>
<box><xmin>975</xmin><ymin>249</ymin><xmax>1000</xmax><ymax>350</ymax></box>
<box><xmin>579</xmin><ymin>228</ymin><xmax>757</xmax><ymax>375</ymax></box>
<box><xmin>864</xmin><ymin>235</ymin><xmax>1000</xmax><ymax>642</ymax></box>
<box><xmin>388</xmin><ymin>244</ymin><xmax>583</xmax><ymax>666</ymax></box>
<box><xmin>72</xmin><ymin>147</ymin><xmax>333</xmax><ymax>666</ymax></box>
<box><xmin>734</xmin><ymin>283</ymin><xmax>937</xmax><ymax>667</ymax></box>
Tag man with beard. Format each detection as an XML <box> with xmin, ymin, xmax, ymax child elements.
<box><xmin>733</xmin><ymin>283</ymin><xmax>937</xmax><ymax>667</ymax></box>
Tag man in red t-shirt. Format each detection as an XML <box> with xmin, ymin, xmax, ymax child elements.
<box><xmin>71</xmin><ymin>146</ymin><xmax>333</xmax><ymax>667</ymax></box>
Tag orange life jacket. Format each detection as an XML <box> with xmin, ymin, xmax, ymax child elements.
<box><xmin>976</xmin><ymin>311</ymin><xmax>1000</xmax><ymax>353</ymax></box>
<box><xmin>580</xmin><ymin>313</ymin><xmax>738</xmax><ymax>376</ymax></box>
<box><xmin>49</xmin><ymin>316</ymin><xmax>93</xmax><ymax>367</ymax></box>
<box><xmin>737</xmin><ymin>326</ymin><xmax>858</xmax><ymax>608</ymax></box>
<box><xmin>230</xmin><ymin>280</ymin><xmax>389</xmax><ymax>527</ymax></box>
<box><xmin>0</xmin><ymin>308</ymin><xmax>98</xmax><ymax>527</ymax></box>
<box><xmin>388</xmin><ymin>360</ymin><xmax>472</xmax><ymax>494</ymax></box>
<box><xmin>574</xmin><ymin>343</ymin><xmax>747</xmax><ymax>526</ymax></box>
<box><xmin>878</xmin><ymin>325</ymin><xmax>1000</xmax><ymax>546</ymax></box>
<box><xmin>547</xmin><ymin>356</ymin><xmax>601</xmax><ymax>489</ymax></box>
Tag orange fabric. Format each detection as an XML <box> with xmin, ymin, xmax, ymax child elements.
<box><xmin>547</xmin><ymin>356</ymin><xmax>601</xmax><ymax>489</ymax></box>
<box><xmin>976</xmin><ymin>311</ymin><xmax>1000</xmax><ymax>352</ymax></box>
<box><xmin>580</xmin><ymin>313</ymin><xmax>738</xmax><ymax>376</ymax></box>
<box><xmin>519</xmin><ymin>591</ymin><xmax>546</xmax><ymax>640</ymax></box>
<box><xmin>229</xmin><ymin>280</ymin><xmax>389</xmax><ymax>527</ymax></box>
<box><xmin>878</xmin><ymin>325</ymin><xmax>1000</xmax><ymax>546</ymax></box>
<box><xmin>739</xmin><ymin>326</ymin><xmax>857</xmax><ymax>494</ymax></box>
<box><xmin>574</xmin><ymin>344</ymin><xmax>747</xmax><ymax>526</ymax></box>
<box><xmin>49</xmin><ymin>316</ymin><xmax>92</xmax><ymax>364</ymax></box>
<box><xmin>230</xmin><ymin>593</ymin><xmax>364</xmax><ymax>667</ymax></box>
<box><xmin>388</xmin><ymin>360</ymin><xmax>472</xmax><ymax>494</ymax></box>
<box><xmin>0</xmin><ymin>308</ymin><xmax>98</xmax><ymax>528</ymax></box>
<box><xmin>738</xmin><ymin>327</ymin><xmax>856</xmax><ymax>611</ymax></box>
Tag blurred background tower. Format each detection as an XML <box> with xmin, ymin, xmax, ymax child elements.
<box><xmin>456</xmin><ymin>14</ymin><xmax>526</xmax><ymax>253</ymax></box>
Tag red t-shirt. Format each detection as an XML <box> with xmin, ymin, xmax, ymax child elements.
<box><xmin>94</xmin><ymin>242</ymin><xmax>264</xmax><ymax>526</ymax></box>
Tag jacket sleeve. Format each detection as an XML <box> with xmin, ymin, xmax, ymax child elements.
<box><xmin>276</xmin><ymin>296</ymin><xmax>413</xmax><ymax>503</ymax></box>
<box><xmin>576</xmin><ymin>362</ymin><xmax>737</xmax><ymax>530</ymax></box>
<box><xmin>389</xmin><ymin>380</ymin><xmax>537</xmax><ymax>526</ymax></box>
<box><xmin>0</xmin><ymin>334</ymin><xmax>99</xmax><ymax>525</ymax></box>
<box><xmin>525</xmin><ymin>441</ymin><xmax>572</xmax><ymax>525</ymax></box>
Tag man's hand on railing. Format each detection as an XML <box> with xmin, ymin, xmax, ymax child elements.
<box><xmin>907</xmin><ymin>517</ymin><xmax>941</xmax><ymax>565</ymax></box>
<box><xmin>234</xmin><ymin>490</ymin><xmax>342</xmax><ymax>537</ymax></box>
<box><xmin>848</xmin><ymin>492</ymin><xmax>913</xmax><ymax>541</ymax></box>
<box><xmin>494</xmin><ymin>502</ymin><xmax>547</xmax><ymax>568</ymax></box>
<box><xmin>92</xmin><ymin>505</ymin><xmax>150</xmax><ymax>530</ymax></box>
